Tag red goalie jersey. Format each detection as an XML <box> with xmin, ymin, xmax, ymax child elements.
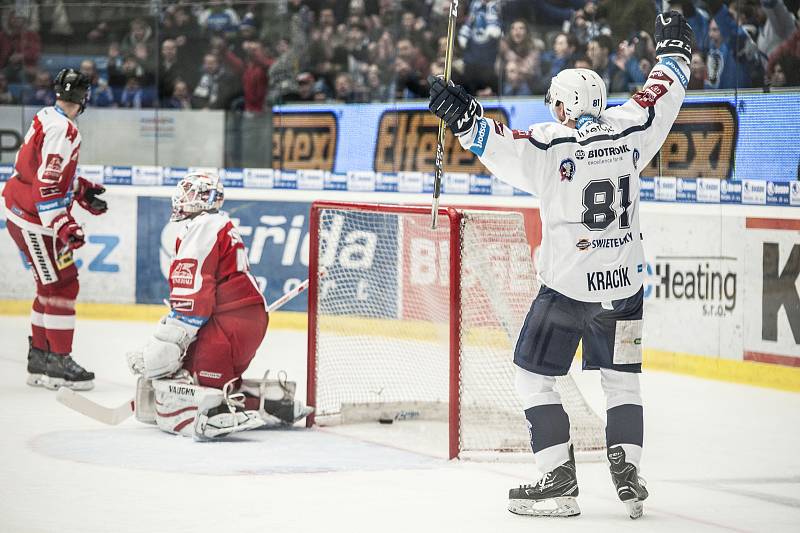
<box><xmin>167</xmin><ymin>211</ymin><xmax>265</xmax><ymax>330</ymax></box>
<box><xmin>165</xmin><ymin>210</ymin><xmax>267</xmax><ymax>388</ymax></box>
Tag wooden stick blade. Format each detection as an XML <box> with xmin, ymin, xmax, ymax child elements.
<box><xmin>56</xmin><ymin>387</ymin><xmax>134</xmax><ymax>426</ymax></box>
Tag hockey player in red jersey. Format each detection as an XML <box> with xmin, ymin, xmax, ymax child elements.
<box><xmin>3</xmin><ymin>68</ymin><xmax>106</xmax><ymax>391</ymax></box>
<box><xmin>127</xmin><ymin>171</ymin><xmax>312</xmax><ymax>440</ymax></box>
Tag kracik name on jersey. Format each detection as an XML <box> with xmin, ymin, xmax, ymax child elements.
<box><xmin>586</xmin><ymin>265</ymin><xmax>631</xmax><ymax>292</ymax></box>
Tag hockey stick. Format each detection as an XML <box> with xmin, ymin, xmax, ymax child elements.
<box><xmin>56</xmin><ymin>387</ymin><xmax>134</xmax><ymax>425</ymax></box>
<box><xmin>430</xmin><ymin>0</ymin><xmax>459</xmax><ymax>229</ymax></box>
<box><xmin>267</xmin><ymin>267</ymin><xmax>325</xmax><ymax>313</ymax></box>
<box><xmin>55</xmin><ymin>270</ymin><xmax>325</xmax><ymax>424</ymax></box>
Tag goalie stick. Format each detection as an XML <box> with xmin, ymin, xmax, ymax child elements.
<box><xmin>56</xmin><ymin>270</ymin><xmax>325</xmax><ymax>424</ymax></box>
<box><xmin>430</xmin><ymin>0</ymin><xmax>459</xmax><ymax>229</ymax></box>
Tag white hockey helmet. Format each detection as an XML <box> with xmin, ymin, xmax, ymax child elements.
<box><xmin>171</xmin><ymin>171</ymin><xmax>224</xmax><ymax>221</ymax></box>
<box><xmin>545</xmin><ymin>68</ymin><xmax>607</xmax><ymax>125</ymax></box>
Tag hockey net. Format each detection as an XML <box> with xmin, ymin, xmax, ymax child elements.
<box><xmin>306</xmin><ymin>202</ymin><xmax>605</xmax><ymax>460</ymax></box>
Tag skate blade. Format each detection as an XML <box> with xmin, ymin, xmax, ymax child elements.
<box><xmin>624</xmin><ymin>499</ymin><xmax>644</xmax><ymax>520</ymax></box>
<box><xmin>508</xmin><ymin>497</ymin><xmax>580</xmax><ymax>517</ymax></box>
<box><xmin>43</xmin><ymin>376</ymin><xmax>63</xmax><ymax>390</ymax></box>
<box><xmin>55</xmin><ymin>379</ymin><xmax>95</xmax><ymax>392</ymax></box>
<box><xmin>26</xmin><ymin>373</ymin><xmax>47</xmax><ymax>388</ymax></box>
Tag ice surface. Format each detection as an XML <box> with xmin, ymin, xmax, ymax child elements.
<box><xmin>1</xmin><ymin>315</ymin><xmax>799</xmax><ymax>533</ymax></box>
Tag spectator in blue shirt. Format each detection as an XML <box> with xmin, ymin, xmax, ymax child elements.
<box><xmin>118</xmin><ymin>76</ymin><xmax>152</xmax><ymax>108</ymax></box>
<box><xmin>541</xmin><ymin>32</ymin><xmax>577</xmax><ymax>79</ymax></box>
<box><xmin>458</xmin><ymin>0</ymin><xmax>502</xmax><ymax>93</ymax></box>
<box><xmin>79</xmin><ymin>59</ymin><xmax>115</xmax><ymax>108</ymax></box>
<box><xmin>705</xmin><ymin>6</ymin><xmax>752</xmax><ymax>89</ymax></box>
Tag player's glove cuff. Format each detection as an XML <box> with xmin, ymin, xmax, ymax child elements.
<box><xmin>655</xmin><ymin>11</ymin><xmax>693</xmax><ymax>62</ymax></box>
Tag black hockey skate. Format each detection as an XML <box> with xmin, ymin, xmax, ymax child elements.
<box><xmin>45</xmin><ymin>352</ymin><xmax>95</xmax><ymax>391</ymax></box>
<box><xmin>608</xmin><ymin>446</ymin><xmax>648</xmax><ymax>519</ymax></box>
<box><xmin>26</xmin><ymin>337</ymin><xmax>48</xmax><ymax>388</ymax></box>
<box><xmin>508</xmin><ymin>446</ymin><xmax>580</xmax><ymax>517</ymax></box>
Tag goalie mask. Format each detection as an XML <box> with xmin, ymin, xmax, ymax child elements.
<box><xmin>171</xmin><ymin>171</ymin><xmax>225</xmax><ymax>221</ymax></box>
<box><xmin>545</xmin><ymin>68</ymin><xmax>607</xmax><ymax>125</ymax></box>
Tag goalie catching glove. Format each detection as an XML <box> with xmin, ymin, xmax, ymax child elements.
<box><xmin>127</xmin><ymin>317</ymin><xmax>194</xmax><ymax>380</ymax></box>
<box><xmin>654</xmin><ymin>10</ymin><xmax>693</xmax><ymax>62</ymax></box>
<box><xmin>428</xmin><ymin>75</ymin><xmax>483</xmax><ymax>137</ymax></box>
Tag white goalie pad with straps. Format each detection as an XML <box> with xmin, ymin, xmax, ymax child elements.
<box><xmin>239</xmin><ymin>370</ymin><xmax>314</xmax><ymax>426</ymax></box>
<box><xmin>152</xmin><ymin>376</ymin><xmax>264</xmax><ymax>439</ymax></box>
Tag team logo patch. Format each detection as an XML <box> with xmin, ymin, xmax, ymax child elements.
<box><xmin>559</xmin><ymin>158</ymin><xmax>576</xmax><ymax>182</ymax></box>
<box><xmin>576</xmin><ymin>238</ymin><xmax>590</xmax><ymax>251</ymax></box>
<box><xmin>575</xmin><ymin>149</ymin><xmax>585</xmax><ymax>160</ymax></box>
<box><xmin>633</xmin><ymin>83</ymin><xmax>667</xmax><ymax>108</ymax></box>
<box><xmin>169</xmin><ymin>298</ymin><xmax>195</xmax><ymax>312</ymax></box>
<box><xmin>170</xmin><ymin>259</ymin><xmax>198</xmax><ymax>287</ymax></box>
<box><xmin>633</xmin><ymin>148</ymin><xmax>640</xmax><ymax>169</ymax></box>
<box><xmin>42</xmin><ymin>154</ymin><xmax>64</xmax><ymax>183</ymax></box>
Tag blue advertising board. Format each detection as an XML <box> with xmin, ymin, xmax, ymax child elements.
<box><xmin>135</xmin><ymin>197</ymin><xmax>313</xmax><ymax>311</ymax></box>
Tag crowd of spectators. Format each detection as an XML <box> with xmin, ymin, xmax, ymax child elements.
<box><xmin>0</xmin><ymin>0</ymin><xmax>798</xmax><ymax>111</ymax></box>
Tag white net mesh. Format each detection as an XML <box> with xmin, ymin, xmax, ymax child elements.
<box><xmin>311</xmin><ymin>204</ymin><xmax>605</xmax><ymax>458</ymax></box>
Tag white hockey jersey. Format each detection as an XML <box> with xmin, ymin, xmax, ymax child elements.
<box><xmin>460</xmin><ymin>57</ymin><xmax>689</xmax><ymax>303</ymax></box>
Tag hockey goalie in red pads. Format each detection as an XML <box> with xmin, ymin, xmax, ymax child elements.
<box><xmin>3</xmin><ymin>68</ymin><xmax>106</xmax><ymax>391</ymax></box>
<box><xmin>127</xmin><ymin>171</ymin><xmax>312</xmax><ymax>440</ymax></box>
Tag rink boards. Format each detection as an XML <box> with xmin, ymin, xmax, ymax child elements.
<box><xmin>0</xmin><ymin>185</ymin><xmax>798</xmax><ymax>390</ymax></box>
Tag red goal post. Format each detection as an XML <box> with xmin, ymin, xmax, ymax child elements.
<box><xmin>307</xmin><ymin>202</ymin><xmax>465</xmax><ymax>458</ymax></box>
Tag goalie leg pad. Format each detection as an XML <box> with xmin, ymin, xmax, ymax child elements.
<box><xmin>152</xmin><ymin>378</ymin><xmax>265</xmax><ymax>439</ymax></box>
<box><xmin>152</xmin><ymin>378</ymin><xmax>211</xmax><ymax>437</ymax></box>
<box><xmin>239</xmin><ymin>370</ymin><xmax>314</xmax><ymax>426</ymax></box>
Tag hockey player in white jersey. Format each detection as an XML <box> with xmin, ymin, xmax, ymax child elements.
<box><xmin>429</xmin><ymin>12</ymin><xmax>693</xmax><ymax>519</ymax></box>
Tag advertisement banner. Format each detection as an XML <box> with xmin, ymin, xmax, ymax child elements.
<box><xmin>135</xmin><ymin>196</ymin><xmax>313</xmax><ymax>312</ymax></box>
<box><xmin>272</xmin><ymin>112</ymin><xmax>338</xmax><ymax>171</ymax></box>
<box><xmin>317</xmin><ymin>208</ymin><xmax>399</xmax><ymax>319</ymax></box>
<box><xmin>743</xmin><ymin>218</ymin><xmax>800</xmax><ymax>365</ymax></box>
<box><xmin>372</xmin><ymin>108</ymin><xmax>509</xmax><ymax>174</ymax></box>
<box><xmin>0</xmin><ymin>188</ymin><xmax>137</xmax><ymax>303</ymax></box>
<box><xmin>641</xmin><ymin>103</ymin><xmax>737</xmax><ymax>179</ymax></box>
<box><xmin>641</xmin><ymin>211</ymin><xmax>744</xmax><ymax>359</ymax></box>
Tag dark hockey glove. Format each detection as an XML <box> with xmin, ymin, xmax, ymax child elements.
<box><xmin>75</xmin><ymin>176</ymin><xmax>108</xmax><ymax>215</ymax></box>
<box><xmin>428</xmin><ymin>75</ymin><xmax>483</xmax><ymax>137</ymax></box>
<box><xmin>52</xmin><ymin>212</ymin><xmax>85</xmax><ymax>250</ymax></box>
<box><xmin>654</xmin><ymin>10</ymin><xmax>693</xmax><ymax>62</ymax></box>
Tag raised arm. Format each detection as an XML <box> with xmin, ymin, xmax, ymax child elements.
<box><xmin>602</xmin><ymin>11</ymin><xmax>693</xmax><ymax>165</ymax></box>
